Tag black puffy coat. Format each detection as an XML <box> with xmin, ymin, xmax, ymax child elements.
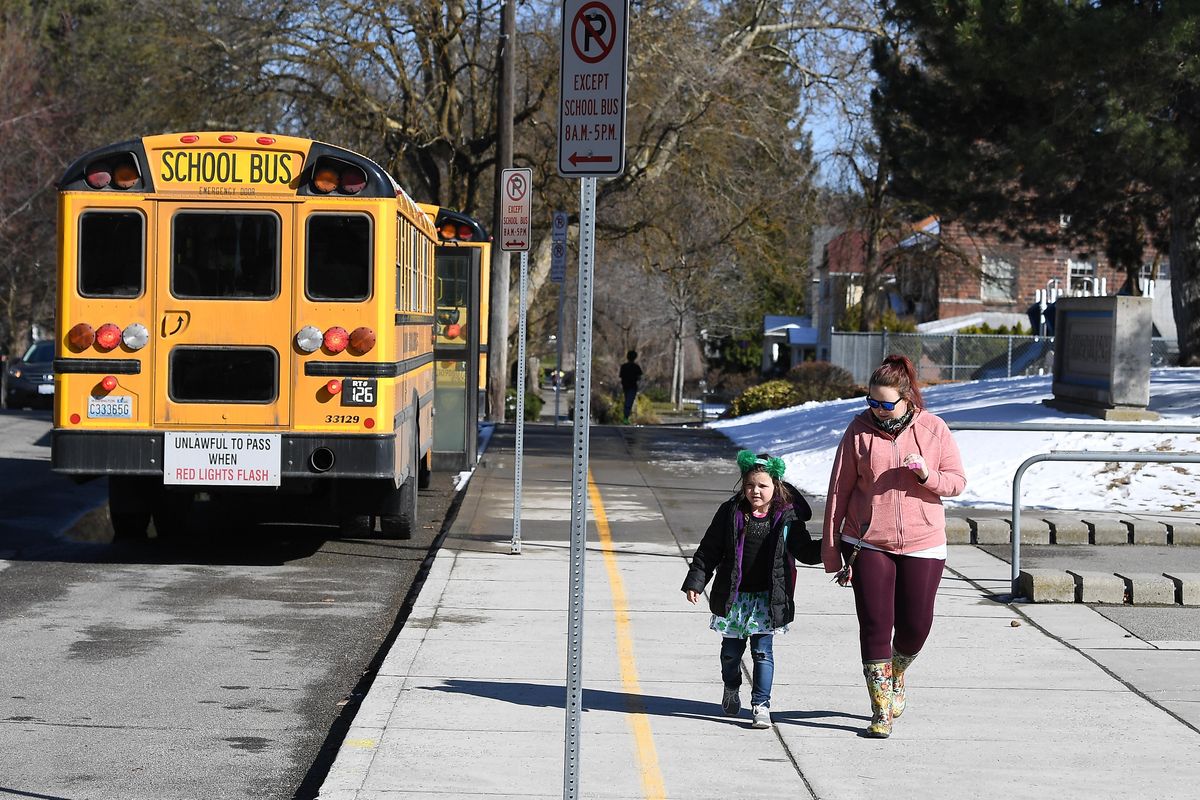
<box><xmin>680</xmin><ymin>486</ymin><xmax>818</xmax><ymax>630</ymax></box>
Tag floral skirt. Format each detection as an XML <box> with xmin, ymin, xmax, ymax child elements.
<box><xmin>709</xmin><ymin>590</ymin><xmax>788</xmax><ymax>638</ymax></box>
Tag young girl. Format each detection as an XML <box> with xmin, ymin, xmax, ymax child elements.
<box><xmin>682</xmin><ymin>450</ymin><xmax>819</xmax><ymax>728</ymax></box>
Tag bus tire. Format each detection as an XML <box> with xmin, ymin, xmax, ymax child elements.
<box><xmin>338</xmin><ymin>513</ymin><xmax>375</xmax><ymax>537</ymax></box>
<box><xmin>151</xmin><ymin>491</ymin><xmax>194</xmax><ymax>540</ymax></box>
<box><xmin>108</xmin><ymin>476</ymin><xmax>153</xmax><ymax>542</ymax></box>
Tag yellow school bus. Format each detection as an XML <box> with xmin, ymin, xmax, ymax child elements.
<box><xmin>52</xmin><ymin>132</ymin><xmax>435</xmax><ymax>540</ymax></box>
<box><xmin>417</xmin><ymin>205</ymin><xmax>491</xmax><ymax>470</ymax></box>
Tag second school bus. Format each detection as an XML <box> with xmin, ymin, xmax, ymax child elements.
<box><xmin>52</xmin><ymin>132</ymin><xmax>438</xmax><ymax>539</ymax></box>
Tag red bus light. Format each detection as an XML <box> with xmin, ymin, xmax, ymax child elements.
<box><xmin>325</xmin><ymin>379</ymin><xmax>342</xmax><ymax>395</ymax></box>
<box><xmin>100</xmin><ymin>375</ymin><xmax>118</xmax><ymax>392</ymax></box>
<box><xmin>339</xmin><ymin>166</ymin><xmax>367</xmax><ymax>194</ymax></box>
<box><xmin>218</xmin><ymin>134</ymin><xmax>238</xmax><ymax>143</ymax></box>
<box><xmin>95</xmin><ymin>323</ymin><xmax>122</xmax><ymax>351</ymax></box>
<box><xmin>85</xmin><ymin>162</ymin><xmax>112</xmax><ymax>189</ymax></box>
<box><xmin>256</xmin><ymin>136</ymin><xmax>276</xmax><ymax>145</ymax></box>
<box><xmin>457</xmin><ymin>224</ymin><xmax>474</xmax><ymax>241</ymax></box>
<box><xmin>180</xmin><ymin>135</ymin><xmax>200</xmax><ymax>144</ymax></box>
<box><xmin>323</xmin><ymin>326</ymin><xmax>349</xmax><ymax>353</ymax></box>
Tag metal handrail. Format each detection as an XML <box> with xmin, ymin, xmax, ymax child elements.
<box><xmin>949</xmin><ymin>422</ymin><xmax>1200</xmax><ymax>434</ymax></box>
<box><xmin>1009</xmin><ymin>451</ymin><xmax>1200</xmax><ymax>596</ymax></box>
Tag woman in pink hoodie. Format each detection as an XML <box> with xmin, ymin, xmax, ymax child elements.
<box><xmin>822</xmin><ymin>354</ymin><xmax>966</xmax><ymax>739</ymax></box>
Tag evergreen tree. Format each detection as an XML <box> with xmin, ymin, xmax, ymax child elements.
<box><xmin>874</xmin><ymin>1</ymin><xmax>1200</xmax><ymax>364</ymax></box>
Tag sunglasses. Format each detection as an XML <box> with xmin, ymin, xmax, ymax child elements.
<box><xmin>866</xmin><ymin>397</ymin><xmax>902</xmax><ymax>411</ymax></box>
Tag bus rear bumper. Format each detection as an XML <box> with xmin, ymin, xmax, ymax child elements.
<box><xmin>51</xmin><ymin>429</ymin><xmax>403</xmax><ymax>482</ymax></box>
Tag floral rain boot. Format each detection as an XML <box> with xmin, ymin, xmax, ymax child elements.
<box><xmin>891</xmin><ymin>649</ymin><xmax>918</xmax><ymax>718</ymax></box>
<box><xmin>862</xmin><ymin>661</ymin><xmax>893</xmax><ymax>738</ymax></box>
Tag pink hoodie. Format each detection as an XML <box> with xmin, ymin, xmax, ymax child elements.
<box><xmin>822</xmin><ymin>408</ymin><xmax>966</xmax><ymax>572</ymax></box>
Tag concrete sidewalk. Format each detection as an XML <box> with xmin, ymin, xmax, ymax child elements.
<box><xmin>317</xmin><ymin>425</ymin><xmax>1200</xmax><ymax>799</ymax></box>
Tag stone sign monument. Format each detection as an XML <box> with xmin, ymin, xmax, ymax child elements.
<box><xmin>1045</xmin><ymin>295</ymin><xmax>1158</xmax><ymax>420</ymax></box>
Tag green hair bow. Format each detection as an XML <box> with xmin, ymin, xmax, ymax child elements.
<box><xmin>736</xmin><ymin>449</ymin><xmax>785</xmax><ymax>480</ymax></box>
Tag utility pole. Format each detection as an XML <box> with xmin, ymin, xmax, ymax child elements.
<box><xmin>487</xmin><ymin>0</ymin><xmax>515</xmax><ymax>421</ymax></box>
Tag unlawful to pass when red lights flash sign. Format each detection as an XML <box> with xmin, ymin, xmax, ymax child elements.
<box><xmin>558</xmin><ymin>0</ymin><xmax>629</xmax><ymax>177</ymax></box>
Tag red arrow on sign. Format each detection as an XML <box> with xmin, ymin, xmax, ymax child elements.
<box><xmin>568</xmin><ymin>153</ymin><xmax>614</xmax><ymax>166</ymax></box>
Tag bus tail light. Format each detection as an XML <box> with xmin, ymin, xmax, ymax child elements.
<box><xmin>457</xmin><ymin>224</ymin><xmax>474</xmax><ymax>241</ymax></box>
<box><xmin>312</xmin><ymin>166</ymin><xmax>339</xmax><ymax>194</ymax></box>
<box><xmin>323</xmin><ymin>326</ymin><xmax>349</xmax><ymax>353</ymax></box>
<box><xmin>122</xmin><ymin>323</ymin><xmax>149</xmax><ymax>350</ymax></box>
<box><xmin>339</xmin><ymin>166</ymin><xmax>367</xmax><ymax>195</ymax></box>
<box><xmin>85</xmin><ymin>162</ymin><xmax>112</xmax><ymax>189</ymax></box>
<box><xmin>295</xmin><ymin>325</ymin><xmax>323</xmax><ymax>353</ymax></box>
<box><xmin>325</xmin><ymin>379</ymin><xmax>342</xmax><ymax>395</ymax></box>
<box><xmin>68</xmin><ymin>322</ymin><xmax>96</xmax><ymax>350</ymax></box>
<box><xmin>99</xmin><ymin>375</ymin><xmax>118</xmax><ymax>392</ymax></box>
<box><xmin>113</xmin><ymin>161</ymin><xmax>140</xmax><ymax>190</ymax></box>
<box><xmin>95</xmin><ymin>323</ymin><xmax>122</xmax><ymax>351</ymax></box>
<box><xmin>349</xmin><ymin>327</ymin><xmax>375</xmax><ymax>354</ymax></box>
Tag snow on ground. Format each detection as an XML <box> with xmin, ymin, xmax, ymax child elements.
<box><xmin>710</xmin><ymin>368</ymin><xmax>1200</xmax><ymax>513</ymax></box>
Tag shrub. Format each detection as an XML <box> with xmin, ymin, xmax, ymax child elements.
<box><xmin>957</xmin><ymin>322</ymin><xmax>1031</xmax><ymax>335</ymax></box>
<box><xmin>786</xmin><ymin>361</ymin><xmax>863</xmax><ymax>403</ymax></box>
<box><xmin>630</xmin><ymin>393</ymin><xmax>661</xmax><ymax>425</ymax></box>
<box><xmin>591</xmin><ymin>392</ymin><xmax>621</xmax><ymax>424</ymax></box>
<box><xmin>505</xmin><ymin>389</ymin><xmax>544</xmax><ymax>421</ymax></box>
<box><xmin>728</xmin><ymin>379</ymin><xmax>800</xmax><ymax>417</ymax></box>
<box><xmin>641</xmin><ymin>385</ymin><xmax>670</xmax><ymax>403</ymax></box>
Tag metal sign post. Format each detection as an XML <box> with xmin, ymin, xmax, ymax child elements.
<box><xmin>551</xmin><ymin>211</ymin><xmax>568</xmax><ymax>427</ymax></box>
<box><xmin>558</xmin><ymin>1</ymin><xmax>627</xmax><ymax>794</ymax></box>
<box><xmin>563</xmin><ymin>177</ymin><xmax>596</xmax><ymax>800</ymax></box>
<box><xmin>502</xmin><ymin>168</ymin><xmax>533</xmax><ymax>555</ymax></box>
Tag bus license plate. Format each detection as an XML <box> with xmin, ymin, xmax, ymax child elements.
<box><xmin>341</xmin><ymin>378</ymin><xmax>377</xmax><ymax>407</ymax></box>
<box><xmin>87</xmin><ymin>396</ymin><xmax>133</xmax><ymax>419</ymax></box>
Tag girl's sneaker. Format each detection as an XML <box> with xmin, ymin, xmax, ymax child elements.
<box><xmin>721</xmin><ymin>686</ymin><xmax>741</xmax><ymax>716</ymax></box>
<box><xmin>751</xmin><ymin>704</ymin><xmax>772</xmax><ymax>728</ymax></box>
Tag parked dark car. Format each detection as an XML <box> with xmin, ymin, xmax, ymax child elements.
<box><xmin>4</xmin><ymin>340</ymin><xmax>55</xmax><ymax>409</ymax></box>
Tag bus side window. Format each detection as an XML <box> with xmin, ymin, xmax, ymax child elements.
<box><xmin>79</xmin><ymin>211</ymin><xmax>144</xmax><ymax>298</ymax></box>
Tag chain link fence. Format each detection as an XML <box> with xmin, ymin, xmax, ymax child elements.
<box><xmin>832</xmin><ymin>332</ymin><xmax>1178</xmax><ymax>385</ymax></box>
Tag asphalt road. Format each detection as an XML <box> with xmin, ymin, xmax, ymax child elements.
<box><xmin>0</xmin><ymin>408</ymin><xmax>458</xmax><ymax>800</ymax></box>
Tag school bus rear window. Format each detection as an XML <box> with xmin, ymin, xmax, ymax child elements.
<box><xmin>306</xmin><ymin>214</ymin><xmax>371</xmax><ymax>301</ymax></box>
<box><xmin>172</xmin><ymin>211</ymin><xmax>279</xmax><ymax>299</ymax></box>
<box><xmin>169</xmin><ymin>347</ymin><xmax>278</xmax><ymax>403</ymax></box>
<box><xmin>79</xmin><ymin>211</ymin><xmax>144</xmax><ymax>297</ymax></box>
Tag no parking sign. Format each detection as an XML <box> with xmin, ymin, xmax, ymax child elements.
<box><xmin>558</xmin><ymin>0</ymin><xmax>629</xmax><ymax>177</ymax></box>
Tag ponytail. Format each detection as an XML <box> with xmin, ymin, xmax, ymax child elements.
<box><xmin>869</xmin><ymin>353</ymin><xmax>923</xmax><ymax>409</ymax></box>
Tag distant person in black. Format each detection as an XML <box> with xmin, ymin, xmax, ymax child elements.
<box><xmin>619</xmin><ymin>350</ymin><xmax>643</xmax><ymax>423</ymax></box>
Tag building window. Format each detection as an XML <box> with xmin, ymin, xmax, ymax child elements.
<box><xmin>1068</xmin><ymin>258</ymin><xmax>1096</xmax><ymax>294</ymax></box>
<box><xmin>981</xmin><ymin>255</ymin><xmax>1016</xmax><ymax>302</ymax></box>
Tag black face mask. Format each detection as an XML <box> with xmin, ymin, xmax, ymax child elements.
<box><xmin>873</xmin><ymin>407</ymin><xmax>914</xmax><ymax>434</ymax></box>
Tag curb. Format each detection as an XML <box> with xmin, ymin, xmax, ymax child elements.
<box><xmin>1019</xmin><ymin>568</ymin><xmax>1200</xmax><ymax>605</ymax></box>
<box><xmin>949</xmin><ymin>512</ymin><xmax>1193</xmax><ymax>546</ymax></box>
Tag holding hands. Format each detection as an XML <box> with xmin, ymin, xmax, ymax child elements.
<box><xmin>903</xmin><ymin>453</ymin><xmax>928</xmax><ymax>481</ymax></box>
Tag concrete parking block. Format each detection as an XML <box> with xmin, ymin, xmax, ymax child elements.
<box><xmin>1015</xmin><ymin>517</ymin><xmax>1051</xmax><ymax>544</ymax></box>
<box><xmin>945</xmin><ymin>515</ymin><xmax>971</xmax><ymax>544</ymax></box>
<box><xmin>1168</xmin><ymin>521</ymin><xmax>1200</xmax><ymax>545</ymax></box>
<box><xmin>1018</xmin><ymin>569</ymin><xmax>1076</xmax><ymax>603</ymax></box>
<box><xmin>1128</xmin><ymin>519</ymin><xmax>1169</xmax><ymax>545</ymax></box>
<box><xmin>1043</xmin><ymin>515</ymin><xmax>1089</xmax><ymax>544</ymax></box>
<box><xmin>1066</xmin><ymin>570</ymin><xmax>1127</xmax><ymax>604</ymax></box>
<box><xmin>1162</xmin><ymin>572</ymin><xmax>1200</xmax><ymax>606</ymax></box>
<box><xmin>1086</xmin><ymin>517</ymin><xmax>1131</xmax><ymax>545</ymax></box>
<box><xmin>970</xmin><ymin>517</ymin><xmax>1010</xmax><ymax>544</ymax></box>
<box><xmin>1115</xmin><ymin>572</ymin><xmax>1178</xmax><ymax>605</ymax></box>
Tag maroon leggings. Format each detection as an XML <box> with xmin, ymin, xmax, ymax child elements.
<box><xmin>842</xmin><ymin>542</ymin><xmax>945</xmax><ymax>662</ymax></box>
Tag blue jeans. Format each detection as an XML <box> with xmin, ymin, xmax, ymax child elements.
<box><xmin>720</xmin><ymin>633</ymin><xmax>774</xmax><ymax>707</ymax></box>
<box><xmin>622</xmin><ymin>388</ymin><xmax>637</xmax><ymax>420</ymax></box>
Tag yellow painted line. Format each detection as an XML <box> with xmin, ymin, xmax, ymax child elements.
<box><xmin>588</xmin><ymin>470</ymin><xmax>666</xmax><ymax>800</ymax></box>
